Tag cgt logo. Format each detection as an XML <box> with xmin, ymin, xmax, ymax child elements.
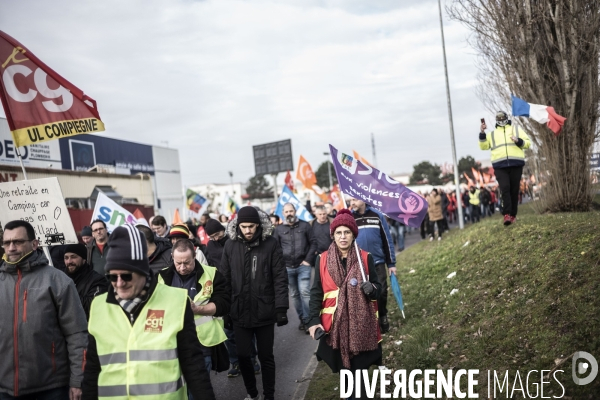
<box><xmin>144</xmin><ymin>309</ymin><xmax>165</xmax><ymax>333</ymax></box>
<box><xmin>573</xmin><ymin>351</ymin><xmax>598</xmax><ymax>385</ymax></box>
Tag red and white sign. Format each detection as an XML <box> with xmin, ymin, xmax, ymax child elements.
<box><xmin>0</xmin><ymin>31</ymin><xmax>105</xmax><ymax>148</ymax></box>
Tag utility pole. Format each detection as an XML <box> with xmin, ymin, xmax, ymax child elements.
<box><xmin>323</xmin><ymin>152</ymin><xmax>333</xmax><ymax>191</ymax></box>
<box><xmin>438</xmin><ymin>0</ymin><xmax>464</xmax><ymax>229</ymax></box>
<box><xmin>371</xmin><ymin>133</ymin><xmax>378</xmax><ymax>168</ymax></box>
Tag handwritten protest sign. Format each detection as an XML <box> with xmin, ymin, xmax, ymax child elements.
<box><xmin>0</xmin><ymin>177</ymin><xmax>77</xmax><ymax>244</ymax></box>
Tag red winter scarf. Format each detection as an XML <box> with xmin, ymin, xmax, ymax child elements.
<box><xmin>325</xmin><ymin>242</ymin><xmax>380</xmax><ymax>368</ymax></box>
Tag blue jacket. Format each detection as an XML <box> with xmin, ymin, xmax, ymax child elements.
<box><xmin>352</xmin><ymin>206</ymin><xmax>396</xmax><ymax>267</ymax></box>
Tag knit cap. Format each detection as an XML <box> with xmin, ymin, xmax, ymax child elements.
<box><xmin>205</xmin><ymin>218</ymin><xmax>225</xmax><ymax>236</ymax></box>
<box><xmin>169</xmin><ymin>224</ymin><xmax>191</xmax><ymax>239</ymax></box>
<box><xmin>237</xmin><ymin>206</ymin><xmax>261</xmax><ymax>225</ymax></box>
<box><xmin>81</xmin><ymin>226</ymin><xmax>92</xmax><ymax>237</ymax></box>
<box><xmin>330</xmin><ymin>209</ymin><xmax>358</xmax><ymax>238</ymax></box>
<box><xmin>64</xmin><ymin>243</ymin><xmax>87</xmax><ymax>260</ymax></box>
<box><xmin>105</xmin><ymin>225</ymin><xmax>150</xmax><ymax>275</ymax></box>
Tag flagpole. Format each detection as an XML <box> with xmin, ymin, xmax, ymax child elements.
<box><xmin>438</xmin><ymin>0</ymin><xmax>464</xmax><ymax>229</ymax></box>
<box><xmin>328</xmin><ymin>149</ymin><xmax>368</xmax><ymax>283</ymax></box>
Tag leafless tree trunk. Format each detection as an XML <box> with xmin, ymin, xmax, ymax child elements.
<box><xmin>448</xmin><ymin>0</ymin><xmax>600</xmax><ymax>212</ymax></box>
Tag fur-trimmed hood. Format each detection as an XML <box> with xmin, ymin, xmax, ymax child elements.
<box><xmin>226</xmin><ymin>208</ymin><xmax>274</xmax><ymax>241</ymax></box>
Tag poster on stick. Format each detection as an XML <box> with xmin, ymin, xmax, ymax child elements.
<box><xmin>0</xmin><ymin>177</ymin><xmax>77</xmax><ymax>245</ymax></box>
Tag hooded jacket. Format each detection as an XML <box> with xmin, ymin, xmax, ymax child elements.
<box><xmin>0</xmin><ymin>250</ymin><xmax>88</xmax><ymax>396</ymax></box>
<box><xmin>148</xmin><ymin>237</ymin><xmax>172</xmax><ymax>274</ymax></box>
<box><xmin>220</xmin><ymin>210</ymin><xmax>289</xmax><ymax>328</ymax></box>
<box><xmin>351</xmin><ymin>206</ymin><xmax>396</xmax><ymax>267</ymax></box>
<box><xmin>65</xmin><ymin>262</ymin><xmax>109</xmax><ymax>320</ymax></box>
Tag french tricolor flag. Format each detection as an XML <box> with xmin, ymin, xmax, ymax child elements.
<box><xmin>511</xmin><ymin>95</ymin><xmax>566</xmax><ymax>135</ymax></box>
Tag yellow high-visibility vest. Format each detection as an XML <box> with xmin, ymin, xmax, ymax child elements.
<box><xmin>479</xmin><ymin>124</ymin><xmax>531</xmax><ymax>164</ymax></box>
<box><xmin>469</xmin><ymin>190</ymin><xmax>480</xmax><ymax>206</ymax></box>
<box><xmin>158</xmin><ymin>265</ymin><xmax>227</xmax><ymax>347</ymax></box>
<box><xmin>88</xmin><ymin>284</ymin><xmax>188</xmax><ymax>400</ymax></box>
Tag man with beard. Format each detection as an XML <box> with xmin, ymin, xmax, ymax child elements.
<box><xmin>136</xmin><ymin>224</ymin><xmax>172</xmax><ymax>274</ymax></box>
<box><xmin>221</xmin><ymin>206</ymin><xmax>288</xmax><ymax>400</ymax></box>
<box><xmin>274</xmin><ymin>203</ymin><xmax>317</xmax><ymax>333</ymax></box>
<box><xmin>63</xmin><ymin>243</ymin><xmax>109</xmax><ymax>320</ymax></box>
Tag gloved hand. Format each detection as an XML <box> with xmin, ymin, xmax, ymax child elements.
<box><xmin>223</xmin><ymin>314</ymin><xmax>233</xmax><ymax>330</ymax></box>
<box><xmin>276</xmin><ymin>308</ymin><xmax>288</xmax><ymax>327</ymax></box>
<box><xmin>361</xmin><ymin>281</ymin><xmax>374</xmax><ymax>296</ymax></box>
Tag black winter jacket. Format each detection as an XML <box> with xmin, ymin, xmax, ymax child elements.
<box><xmin>159</xmin><ymin>260</ymin><xmax>231</xmax><ymax>317</ymax></box>
<box><xmin>205</xmin><ymin>236</ymin><xmax>228</xmax><ymax>269</ymax></box>
<box><xmin>82</xmin><ymin>272</ymin><xmax>215</xmax><ymax>400</ymax></box>
<box><xmin>148</xmin><ymin>238</ymin><xmax>172</xmax><ymax>274</ymax></box>
<box><xmin>65</xmin><ymin>262</ymin><xmax>108</xmax><ymax>320</ymax></box>
<box><xmin>220</xmin><ymin>212</ymin><xmax>289</xmax><ymax>328</ymax></box>
<box><xmin>273</xmin><ymin>219</ymin><xmax>318</xmax><ymax>268</ymax></box>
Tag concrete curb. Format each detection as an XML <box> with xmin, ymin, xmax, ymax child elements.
<box><xmin>291</xmin><ymin>344</ymin><xmax>319</xmax><ymax>400</ymax></box>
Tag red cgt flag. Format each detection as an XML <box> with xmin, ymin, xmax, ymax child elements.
<box><xmin>0</xmin><ymin>31</ymin><xmax>105</xmax><ymax>147</ymax></box>
<box><xmin>284</xmin><ymin>170</ymin><xmax>295</xmax><ymax>191</ymax></box>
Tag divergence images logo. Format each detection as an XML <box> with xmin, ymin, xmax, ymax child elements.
<box><xmin>573</xmin><ymin>351</ymin><xmax>598</xmax><ymax>385</ymax></box>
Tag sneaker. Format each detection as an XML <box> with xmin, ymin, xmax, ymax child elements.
<box><xmin>510</xmin><ymin>216</ymin><xmax>516</xmax><ymax>224</ymax></box>
<box><xmin>228</xmin><ymin>363</ymin><xmax>240</xmax><ymax>378</ymax></box>
<box><xmin>437</xmin><ymin>236</ymin><xmax>441</xmax><ymax>241</ymax></box>
<box><xmin>243</xmin><ymin>395</ymin><xmax>263</xmax><ymax>400</ymax></box>
<box><xmin>298</xmin><ymin>323</ymin><xmax>306</xmax><ymax>331</ymax></box>
<box><xmin>380</xmin><ymin>315</ymin><xmax>390</xmax><ymax>334</ymax></box>
<box><xmin>253</xmin><ymin>359</ymin><xmax>261</xmax><ymax>374</ymax></box>
<box><xmin>503</xmin><ymin>214</ymin><xmax>512</xmax><ymax>226</ymax></box>
<box><xmin>429</xmin><ymin>236</ymin><xmax>434</xmax><ymax>242</ymax></box>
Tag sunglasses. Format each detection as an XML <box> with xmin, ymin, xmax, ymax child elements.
<box><xmin>105</xmin><ymin>273</ymin><xmax>134</xmax><ymax>282</ymax></box>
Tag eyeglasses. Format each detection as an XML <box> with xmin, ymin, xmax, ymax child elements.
<box><xmin>105</xmin><ymin>273</ymin><xmax>134</xmax><ymax>282</ymax></box>
<box><xmin>2</xmin><ymin>239</ymin><xmax>33</xmax><ymax>248</ymax></box>
<box><xmin>92</xmin><ymin>227</ymin><xmax>106</xmax><ymax>233</ymax></box>
<box><xmin>334</xmin><ymin>230</ymin><xmax>353</xmax><ymax>238</ymax></box>
<box><xmin>209</xmin><ymin>232</ymin><xmax>224</xmax><ymax>241</ymax></box>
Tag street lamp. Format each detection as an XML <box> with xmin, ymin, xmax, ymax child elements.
<box><xmin>323</xmin><ymin>152</ymin><xmax>333</xmax><ymax>191</ymax></box>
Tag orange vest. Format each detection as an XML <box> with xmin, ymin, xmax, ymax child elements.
<box><xmin>319</xmin><ymin>249</ymin><xmax>381</xmax><ymax>342</ymax></box>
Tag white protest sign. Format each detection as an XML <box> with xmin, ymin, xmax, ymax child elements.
<box><xmin>0</xmin><ymin>177</ymin><xmax>78</xmax><ymax>245</ymax></box>
<box><xmin>91</xmin><ymin>192</ymin><xmax>138</xmax><ymax>233</ymax></box>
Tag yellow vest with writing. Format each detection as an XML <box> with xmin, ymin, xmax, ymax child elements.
<box><xmin>88</xmin><ymin>284</ymin><xmax>187</xmax><ymax>400</ymax></box>
<box><xmin>158</xmin><ymin>265</ymin><xmax>227</xmax><ymax>347</ymax></box>
<box><xmin>192</xmin><ymin>265</ymin><xmax>227</xmax><ymax>347</ymax></box>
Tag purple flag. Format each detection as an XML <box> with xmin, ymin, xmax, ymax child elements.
<box><xmin>329</xmin><ymin>144</ymin><xmax>428</xmax><ymax>228</ymax></box>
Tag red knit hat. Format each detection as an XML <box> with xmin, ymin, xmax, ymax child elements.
<box><xmin>330</xmin><ymin>209</ymin><xmax>358</xmax><ymax>238</ymax></box>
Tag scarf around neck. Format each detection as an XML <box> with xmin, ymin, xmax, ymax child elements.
<box><xmin>325</xmin><ymin>242</ymin><xmax>380</xmax><ymax>369</ymax></box>
<box><xmin>115</xmin><ymin>276</ymin><xmax>151</xmax><ymax>324</ymax></box>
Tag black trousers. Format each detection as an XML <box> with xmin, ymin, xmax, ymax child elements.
<box><xmin>495</xmin><ymin>166</ymin><xmax>523</xmax><ymax>217</ymax></box>
<box><xmin>234</xmin><ymin>323</ymin><xmax>276</xmax><ymax>399</ymax></box>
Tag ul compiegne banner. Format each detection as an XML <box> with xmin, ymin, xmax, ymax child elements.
<box><xmin>0</xmin><ymin>30</ymin><xmax>105</xmax><ymax>148</ymax></box>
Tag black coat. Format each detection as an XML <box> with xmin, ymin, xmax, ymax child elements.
<box><xmin>220</xmin><ymin>214</ymin><xmax>288</xmax><ymax>328</ymax></box>
<box><xmin>82</xmin><ymin>272</ymin><xmax>215</xmax><ymax>400</ymax></box>
<box><xmin>66</xmin><ymin>262</ymin><xmax>108</xmax><ymax>320</ymax></box>
<box><xmin>159</xmin><ymin>259</ymin><xmax>231</xmax><ymax>317</ymax></box>
<box><xmin>273</xmin><ymin>219</ymin><xmax>318</xmax><ymax>268</ymax></box>
<box><xmin>205</xmin><ymin>236</ymin><xmax>228</xmax><ymax>269</ymax></box>
<box><xmin>148</xmin><ymin>238</ymin><xmax>172</xmax><ymax>274</ymax></box>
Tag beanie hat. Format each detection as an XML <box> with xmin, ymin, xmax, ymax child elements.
<box><xmin>205</xmin><ymin>218</ymin><xmax>225</xmax><ymax>236</ymax></box>
<box><xmin>237</xmin><ymin>206</ymin><xmax>261</xmax><ymax>225</ymax></box>
<box><xmin>169</xmin><ymin>224</ymin><xmax>191</xmax><ymax>239</ymax></box>
<box><xmin>105</xmin><ymin>225</ymin><xmax>150</xmax><ymax>275</ymax></box>
<box><xmin>81</xmin><ymin>226</ymin><xmax>92</xmax><ymax>237</ymax></box>
<box><xmin>64</xmin><ymin>243</ymin><xmax>88</xmax><ymax>260</ymax></box>
<box><xmin>330</xmin><ymin>209</ymin><xmax>358</xmax><ymax>238</ymax></box>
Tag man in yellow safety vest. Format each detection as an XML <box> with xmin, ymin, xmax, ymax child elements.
<box><xmin>82</xmin><ymin>225</ymin><xmax>215</xmax><ymax>400</ymax></box>
<box><xmin>158</xmin><ymin>239</ymin><xmax>230</xmax><ymax>376</ymax></box>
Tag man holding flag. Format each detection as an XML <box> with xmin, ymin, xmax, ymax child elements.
<box><xmin>479</xmin><ymin>111</ymin><xmax>531</xmax><ymax>225</ymax></box>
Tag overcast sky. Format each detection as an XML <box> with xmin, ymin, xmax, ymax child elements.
<box><xmin>0</xmin><ymin>0</ymin><xmax>490</xmax><ymax>187</ymax></box>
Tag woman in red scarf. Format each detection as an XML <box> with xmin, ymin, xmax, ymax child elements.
<box><xmin>307</xmin><ymin>209</ymin><xmax>383</xmax><ymax>396</ymax></box>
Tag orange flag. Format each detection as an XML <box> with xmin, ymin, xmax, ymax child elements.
<box><xmin>296</xmin><ymin>155</ymin><xmax>317</xmax><ymax>189</ymax></box>
<box><xmin>463</xmin><ymin>172</ymin><xmax>475</xmax><ymax>187</ymax></box>
<box><xmin>133</xmin><ymin>209</ymin><xmax>149</xmax><ymax>227</ymax></box>
<box><xmin>353</xmin><ymin>150</ymin><xmax>373</xmax><ymax>167</ymax></box>
<box><xmin>173</xmin><ymin>208</ymin><xmax>183</xmax><ymax>225</ymax></box>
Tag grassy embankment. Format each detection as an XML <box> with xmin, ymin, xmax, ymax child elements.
<box><xmin>306</xmin><ymin>204</ymin><xmax>600</xmax><ymax>399</ymax></box>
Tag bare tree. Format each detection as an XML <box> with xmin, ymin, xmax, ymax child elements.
<box><xmin>448</xmin><ymin>0</ymin><xmax>600</xmax><ymax>211</ymax></box>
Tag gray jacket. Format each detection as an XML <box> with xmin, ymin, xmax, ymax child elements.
<box><xmin>0</xmin><ymin>250</ymin><xmax>88</xmax><ymax>396</ymax></box>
